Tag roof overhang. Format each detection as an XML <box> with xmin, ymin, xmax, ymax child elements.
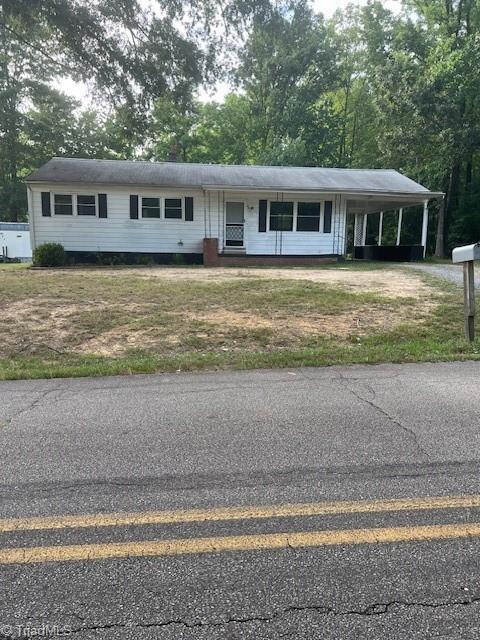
<box><xmin>24</xmin><ymin>177</ymin><xmax>444</xmax><ymax>210</ymax></box>
<box><xmin>202</xmin><ymin>184</ymin><xmax>444</xmax><ymax>209</ymax></box>
<box><xmin>346</xmin><ymin>192</ymin><xmax>444</xmax><ymax>215</ymax></box>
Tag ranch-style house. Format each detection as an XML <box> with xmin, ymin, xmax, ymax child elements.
<box><xmin>25</xmin><ymin>158</ymin><xmax>443</xmax><ymax>265</ymax></box>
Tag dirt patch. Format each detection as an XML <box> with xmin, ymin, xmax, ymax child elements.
<box><xmin>0</xmin><ymin>297</ymin><xmax>146</xmax><ymax>357</ymax></box>
<box><xmin>72</xmin><ymin>304</ymin><xmax>424</xmax><ymax>357</ymax></box>
<box><xmin>192</xmin><ymin>305</ymin><xmax>418</xmax><ymax>339</ymax></box>
<box><xmin>1</xmin><ymin>298</ymin><xmax>87</xmax><ymax>356</ymax></box>
<box><xmin>0</xmin><ymin>267</ymin><xmax>438</xmax><ymax>359</ymax></box>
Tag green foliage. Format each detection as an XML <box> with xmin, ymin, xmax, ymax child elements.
<box><xmin>32</xmin><ymin>243</ymin><xmax>66</xmax><ymax>267</ymax></box>
<box><xmin>2</xmin><ymin>0</ymin><xmax>480</xmax><ymax>253</ymax></box>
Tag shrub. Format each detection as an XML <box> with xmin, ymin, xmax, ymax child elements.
<box><xmin>33</xmin><ymin>242</ymin><xmax>66</xmax><ymax>267</ymax></box>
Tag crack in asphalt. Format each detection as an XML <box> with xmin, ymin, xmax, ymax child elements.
<box><xmin>3</xmin><ymin>458</ymin><xmax>480</xmax><ymax>502</ymax></box>
<box><xmin>1</xmin><ymin>388</ymin><xmax>65</xmax><ymax>427</ymax></box>
<box><xmin>337</xmin><ymin>373</ymin><xmax>430</xmax><ymax>460</ymax></box>
<box><xmin>56</xmin><ymin>596</ymin><xmax>480</xmax><ymax>635</ymax></box>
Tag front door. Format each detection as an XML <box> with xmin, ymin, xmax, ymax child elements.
<box><xmin>225</xmin><ymin>201</ymin><xmax>244</xmax><ymax>248</ymax></box>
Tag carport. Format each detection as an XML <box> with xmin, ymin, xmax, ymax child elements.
<box><xmin>348</xmin><ymin>187</ymin><xmax>444</xmax><ymax>261</ymax></box>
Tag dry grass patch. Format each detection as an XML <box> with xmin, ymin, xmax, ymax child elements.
<box><xmin>43</xmin><ymin>265</ymin><xmax>433</xmax><ymax>298</ymax></box>
<box><xmin>0</xmin><ymin>265</ymin><xmax>436</xmax><ymax>359</ymax></box>
<box><xmin>0</xmin><ymin>263</ymin><xmax>473</xmax><ymax>379</ymax></box>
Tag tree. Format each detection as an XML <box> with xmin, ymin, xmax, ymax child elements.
<box><xmin>0</xmin><ymin>0</ymin><xmax>269</xmax><ymax>220</ymax></box>
<box><xmin>359</xmin><ymin>0</ymin><xmax>480</xmax><ymax>255</ymax></box>
<box><xmin>236</xmin><ymin>0</ymin><xmax>338</xmax><ymax>164</ymax></box>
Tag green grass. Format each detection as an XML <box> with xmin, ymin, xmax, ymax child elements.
<box><xmin>0</xmin><ymin>264</ymin><xmax>478</xmax><ymax>379</ymax></box>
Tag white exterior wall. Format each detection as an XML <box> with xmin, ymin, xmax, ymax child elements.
<box><xmin>208</xmin><ymin>190</ymin><xmax>346</xmax><ymax>256</ymax></box>
<box><xmin>28</xmin><ymin>183</ymin><xmax>347</xmax><ymax>256</ymax></box>
<box><xmin>0</xmin><ymin>226</ymin><xmax>32</xmax><ymax>260</ymax></box>
<box><xmin>29</xmin><ymin>184</ymin><xmax>210</xmax><ymax>254</ymax></box>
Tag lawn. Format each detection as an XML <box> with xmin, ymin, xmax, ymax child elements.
<box><xmin>0</xmin><ymin>263</ymin><xmax>479</xmax><ymax>379</ymax></box>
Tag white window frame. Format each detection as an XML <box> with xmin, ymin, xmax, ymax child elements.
<box><xmin>51</xmin><ymin>193</ymin><xmax>99</xmax><ymax>218</ymax></box>
<box><xmin>141</xmin><ymin>196</ymin><xmax>162</xmax><ymax>219</ymax></box>
<box><xmin>267</xmin><ymin>201</ymin><xmax>295</xmax><ymax>232</ymax></box>
<box><xmin>139</xmin><ymin>196</ymin><xmax>185</xmax><ymax>221</ymax></box>
<box><xmin>52</xmin><ymin>192</ymin><xmax>74</xmax><ymax>216</ymax></box>
<box><xmin>76</xmin><ymin>194</ymin><xmax>98</xmax><ymax>218</ymax></box>
<box><xmin>163</xmin><ymin>196</ymin><xmax>185</xmax><ymax>220</ymax></box>
<box><xmin>267</xmin><ymin>200</ymin><xmax>329</xmax><ymax>233</ymax></box>
<box><xmin>296</xmin><ymin>201</ymin><xmax>324</xmax><ymax>233</ymax></box>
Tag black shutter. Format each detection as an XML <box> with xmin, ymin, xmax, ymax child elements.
<box><xmin>259</xmin><ymin>199</ymin><xmax>267</xmax><ymax>232</ymax></box>
<box><xmin>98</xmin><ymin>193</ymin><xmax>108</xmax><ymax>218</ymax></box>
<box><xmin>41</xmin><ymin>192</ymin><xmax>51</xmax><ymax>217</ymax></box>
<box><xmin>130</xmin><ymin>195</ymin><xmax>138</xmax><ymax>219</ymax></box>
<box><xmin>323</xmin><ymin>201</ymin><xmax>332</xmax><ymax>233</ymax></box>
<box><xmin>185</xmin><ymin>196</ymin><xmax>193</xmax><ymax>221</ymax></box>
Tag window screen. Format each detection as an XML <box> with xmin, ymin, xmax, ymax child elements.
<box><xmin>297</xmin><ymin>202</ymin><xmax>320</xmax><ymax>231</ymax></box>
<box><xmin>270</xmin><ymin>202</ymin><xmax>293</xmax><ymax>231</ymax></box>
<box><xmin>54</xmin><ymin>194</ymin><xmax>73</xmax><ymax>215</ymax></box>
<box><xmin>164</xmin><ymin>198</ymin><xmax>183</xmax><ymax>219</ymax></box>
<box><xmin>142</xmin><ymin>197</ymin><xmax>160</xmax><ymax>218</ymax></box>
<box><xmin>77</xmin><ymin>195</ymin><xmax>96</xmax><ymax>216</ymax></box>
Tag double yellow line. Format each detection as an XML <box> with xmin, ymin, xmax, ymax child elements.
<box><xmin>2</xmin><ymin>495</ymin><xmax>480</xmax><ymax>565</ymax></box>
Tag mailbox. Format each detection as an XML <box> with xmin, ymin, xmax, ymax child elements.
<box><xmin>452</xmin><ymin>242</ymin><xmax>480</xmax><ymax>263</ymax></box>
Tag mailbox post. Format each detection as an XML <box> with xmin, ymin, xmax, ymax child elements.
<box><xmin>452</xmin><ymin>242</ymin><xmax>480</xmax><ymax>342</ymax></box>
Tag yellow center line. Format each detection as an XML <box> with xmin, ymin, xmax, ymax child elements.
<box><xmin>3</xmin><ymin>522</ymin><xmax>480</xmax><ymax>565</ymax></box>
<box><xmin>2</xmin><ymin>495</ymin><xmax>480</xmax><ymax>533</ymax></box>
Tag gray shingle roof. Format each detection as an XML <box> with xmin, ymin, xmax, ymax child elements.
<box><xmin>25</xmin><ymin>157</ymin><xmax>440</xmax><ymax>196</ymax></box>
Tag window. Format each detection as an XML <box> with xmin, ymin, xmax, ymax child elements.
<box><xmin>77</xmin><ymin>195</ymin><xmax>96</xmax><ymax>216</ymax></box>
<box><xmin>164</xmin><ymin>198</ymin><xmax>183</xmax><ymax>219</ymax></box>
<box><xmin>270</xmin><ymin>202</ymin><xmax>293</xmax><ymax>231</ymax></box>
<box><xmin>297</xmin><ymin>202</ymin><xmax>320</xmax><ymax>232</ymax></box>
<box><xmin>54</xmin><ymin>194</ymin><xmax>73</xmax><ymax>215</ymax></box>
<box><xmin>141</xmin><ymin>197</ymin><xmax>160</xmax><ymax>218</ymax></box>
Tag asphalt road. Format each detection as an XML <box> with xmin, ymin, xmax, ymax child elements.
<box><xmin>1</xmin><ymin>361</ymin><xmax>480</xmax><ymax>638</ymax></box>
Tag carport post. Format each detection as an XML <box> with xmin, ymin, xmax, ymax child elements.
<box><xmin>396</xmin><ymin>208</ymin><xmax>403</xmax><ymax>246</ymax></box>
<box><xmin>421</xmin><ymin>200</ymin><xmax>429</xmax><ymax>258</ymax></box>
<box><xmin>378</xmin><ymin>211</ymin><xmax>383</xmax><ymax>246</ymax></box>
<box><xmin>361</xmin><ymin>213</ymin><xmax>367</xmax><ymax>246</ymax></box>
<box><xmin>463</xmin><ymin>261</ymin><xmax>475</xmax><ymax>342</ymax></box>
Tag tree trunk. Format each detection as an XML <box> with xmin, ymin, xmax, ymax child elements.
<box><xmin>445</xmin><ymin>160</ymin><xmax>460</xmax><ymax>243</ymax></box>
<box><xmin>435</xmin><ymin>198</ymin><xmax>446</xmax><ymax>257</ymax></box>
<box><xmin>466</xmin><ymin>156</ymin><xmax>472</xmax><ymax>192</ymax></box>
<box><xmin>435</xmin><ymin>162</ymin><xmax>460</xmax><ymax>257</ymax></box>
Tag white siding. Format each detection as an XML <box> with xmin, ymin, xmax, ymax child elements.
<box><xmin>29</xmin><ymin>183</ymin><xmax>347</xmax><ymax>256</ymax></box>
<box><xmin>30</xmin><ymin>184</ymin><xmax>208</xmax><ymax>254</ymax></box>
<box><xmin>208</xmin><ymin>190</ymin><xmax>345</xmax><ymax>256</ymax></box>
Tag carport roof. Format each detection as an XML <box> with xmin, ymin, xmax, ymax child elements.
<box><xmin>26</xmin><ymin>158</ymin><xmax>442</xmax><ymax>199</ymax></box>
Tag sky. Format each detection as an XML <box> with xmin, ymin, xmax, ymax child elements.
<box><xmin>59</xmin><ymin>0</ymin><xmax>401</xmax><ymax>105</ymax></box>
<box><xmin>314</xmin><ymin>0</ymin><xmax>399</xmax><ymax>17</ymax></box>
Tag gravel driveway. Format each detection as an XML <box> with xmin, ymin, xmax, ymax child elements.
<box><xmin>405</xmin><ymin>262</ymin><xmax>480</xmax><ymax>287</ymax></box>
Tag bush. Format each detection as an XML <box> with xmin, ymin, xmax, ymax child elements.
<box><xmin>33</xmin><ymin>242</ymin><xmax>66</xmax><ymax>267</ymax></box>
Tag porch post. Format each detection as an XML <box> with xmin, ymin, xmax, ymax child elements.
<box><xmin>421</xmin><ymin>200</ymin><xmax>429</xmax><ymax>258</ymax></box>
<box><xmin>378</xmin><ymin>211</ymin><xmax>384</xmax><ymax>246</ymax></box>
<box><xmin>362</xmin><ymin>213</ymin><xmax>367</xmax><ymax>246</ymax></box>
<box><xmin>396</xmin><ymin>208</ymin><xmax>403</xmax><ymax>246</ymax></box>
